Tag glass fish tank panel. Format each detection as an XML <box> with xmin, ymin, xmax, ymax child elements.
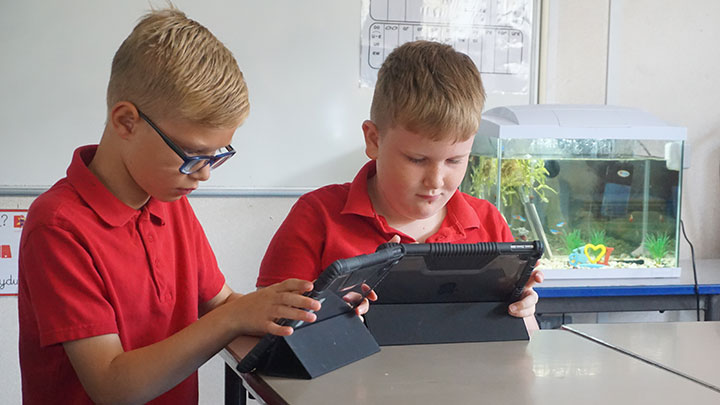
<box><xmin>461</xmin><ymin>105</ymin><xmax>686</xmax><ymax>278</ymax></box>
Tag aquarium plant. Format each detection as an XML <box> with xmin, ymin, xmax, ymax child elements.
<box><xmin>645</xmin><ymin>232</ymin><xmax>671</xmax><ymax>265</ymax></box>
<box><xmin>563</xmin><ymin>229</ymin><xmax>585</xmax><ymax>254</ymax></box>
<box><xmin>467</xmin><ymin>157</ymin><xmax>557</xmax><ymax>206</ymax></box>
<box><xmin>589</xmin><ymin>229</ymin><xmax>607</xmax><ymax>246</ymax></box>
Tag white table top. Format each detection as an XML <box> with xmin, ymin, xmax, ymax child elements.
<box><xmin>228</xmin><ymin>329</ymin><xmax>720</xmax><ymax>404</ymax></box>
<box><xmin>563</xmin><ymin>321</ymin><xmax>720</xmax><ymax>391</ymax></box>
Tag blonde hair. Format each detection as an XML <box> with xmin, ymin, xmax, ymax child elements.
<box><xmin>107</xmin><ymin>7</ymin><xmax>249</xmax><ymax>128</ymax></box>
<box><xmin>370</xmin><ymin>40</ymin><xmax>485</xmax><ymax>142</ymax></box>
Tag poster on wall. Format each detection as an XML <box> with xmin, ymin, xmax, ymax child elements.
<box><xmin>360</xmin><ymin>0</ymin><xmax>535</xmax><ymax>94</ymax></box>
<box><xmin>0</xmin><ymin>209</ymin><xmax>26</xmax><ymax>295</ymax></box>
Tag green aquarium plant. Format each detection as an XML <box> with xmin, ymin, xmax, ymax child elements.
<box><xmin>563</xmin><ymin>229</ymin><xmax>585</xmax><ymax>254</ymax></box>
<box><xmin>467</xmin><ymin>157</ymin><xmax>557</xmax><ymax>206</ymax></box>
<box><xmin>645</xmin><ymin>232</ymin><xmax>671</xmax><ymax>264</ymax></box>
<box><xmin>589</xmin><ymin>229</ymin><xmax>607</xmax><ymax>246</ymax></box>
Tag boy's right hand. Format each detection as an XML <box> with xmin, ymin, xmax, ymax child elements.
<box><xmin>229</xmin><ymin>279</ymin><xmax>321</xmax><ymax>337</ymax></box>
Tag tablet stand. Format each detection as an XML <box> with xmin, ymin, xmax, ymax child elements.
<box><xmin>255</xmin><ymin>303</ymin><xmax>380</xmax><ymax>379</ymax></box>
<box><xmin>364</xmin><ymin>301</ymin><xmax>529</xmax><ymax>346</ymax></box>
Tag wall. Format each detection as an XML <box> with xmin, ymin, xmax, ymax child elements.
<box><xmin>541</xmin><ymin>0</ymin><xmax>609</xmax><ymax>104</ymax></box>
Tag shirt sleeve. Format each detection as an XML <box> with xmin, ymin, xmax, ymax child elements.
<box><xmin>257</xmin><ymin>197</ymin><xmax>326</xmax><ymax>287</ymax></box>
<box><xmin>21</xmin><ymin>225</ymin><xmax>118</xmax><ymax>347</ymax></box>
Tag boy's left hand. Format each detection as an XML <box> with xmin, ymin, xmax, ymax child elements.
<box><xmin>354</xmin><ymin>288</ymin><xmax>378</xmax><ymax>319</ymax></box>
<box><xmin>352</xmin><ymin>234</ymin><xmax>400</xmax><ymax>318</ymax></box>
<box><xmin>508</xmin><ymin>269</ymin><xmax>544</xmax><ymax>318</ymax></box>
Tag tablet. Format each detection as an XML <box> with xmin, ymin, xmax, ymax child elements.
<box><xmin>236</xmin><ymin>245</ymin><xmax>404</xmax><ymax>373</ymax></box>
<box><xmin>372</xmin><ymin>241</ymin><xmax>544</xmax><ymax>304</ymax></box>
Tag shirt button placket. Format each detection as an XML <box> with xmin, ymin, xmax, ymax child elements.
<box><xmin>140</xmin><ymin>213</ymin><xmax>165</xmax><ymax>300</ymax></box>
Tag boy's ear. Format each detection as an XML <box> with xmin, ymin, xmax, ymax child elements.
<box><xmin>109</xmin><ymin>102</ymin><xmax>140</xmax><ymax>140</ymax></box>
<box><xmin>362</xmin><ymin>120</ymin><xmax>380</xmax><ymax>160</ymax></box>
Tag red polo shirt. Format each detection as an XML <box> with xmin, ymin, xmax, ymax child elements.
<box><xmin>257</xmin><ymin>161</ymin><xmax>513</xmax><ymax>286</ymax></box>
<box><xmin>18</xmin><ymin>145</ymin><xmax>225</xmax><ymax>405</ymax></box>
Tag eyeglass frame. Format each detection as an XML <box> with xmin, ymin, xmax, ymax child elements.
<box><xmin>136</xmin><ymin>107</ymin><xmax>236</xmax><ymax>175</ymax></box>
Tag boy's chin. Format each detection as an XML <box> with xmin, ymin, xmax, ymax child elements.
<box><xmin>409</xmin><ymin>206</ymin><xmax>444</xmax><ymax>220</ymax></box>
<box><xmin>153</xmin><ymin>193</ymin><xmax>186</xmax><ymax>202</ymax></box>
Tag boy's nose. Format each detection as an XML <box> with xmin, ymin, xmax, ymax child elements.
<box><xmin>190</xmin><ymin>163</ymin><xmax>212</xmax><ymax>182</ymax></box>
<box><xmin>423</xmin><ymin>166</ymin><xmax>444</xmax><ymax>190</ymax></box>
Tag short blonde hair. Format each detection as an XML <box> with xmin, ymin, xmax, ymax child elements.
<box><xmin>107</xmin><ymin>7</ymin><xmax>249</xmax><ymax>128</ymax></box>
<box><xmin>370</xmin><ymin>40</ymin><xmax>485</xmax><ymax>142</ymax></box>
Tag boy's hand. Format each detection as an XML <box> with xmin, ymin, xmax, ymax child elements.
<box><xmin>354</xmin><ymin>234</ymin><xmax>400</xmax><ymax>317</ymax></box>
<box><xmin>230</xmin><ymin>279</ymin><xmax>321</xmax><ymax>337</ymax></box>
<box><xmin>352</xmin><ymin>286</ymin><xmax>378</xmax><ymax>319</ymax></box>
<box><xmin>508</xmin><ymin>269</ymin><xmax>544</xmax><ymax>318</ymax></box>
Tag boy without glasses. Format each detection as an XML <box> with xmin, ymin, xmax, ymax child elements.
<box><xmin>257</xmin><ymin>40</ymin><xmax>543</xmax><ymax>329</ymax></box>
<box><xmin>18</xmin><ymin>8</ymin><xmax>320</xmax><ymax>404</ymax></box>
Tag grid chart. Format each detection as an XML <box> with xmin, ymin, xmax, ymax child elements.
<box><xmin>368</xmin><ymin>23</ymin><xmax>524</xmax><ymax>74</ymax></box>
<box><xmin>368</xmin><ymin>0</ymin><xmax>527</xmax><ymax>25</ymax></box>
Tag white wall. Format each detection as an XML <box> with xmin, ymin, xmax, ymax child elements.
<box><xmin>2</xmin><ymin>0</ymin><xmax>720</xmax><ymax>403</ymax></box>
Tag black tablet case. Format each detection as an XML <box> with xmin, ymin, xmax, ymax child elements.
<box><xmin>364</xmin><ymin>241</ymin><xmax>544</xmax><ymax>346</ymax></box>
<box><xmin>237</xmin><ymin>241</ymin><xmax>543</xmax><ymax>378</ymax></box>
<box><xmin>236</xmin><ymin>246</ymin><xmax>404</xmax><ymax>379</ymax></box>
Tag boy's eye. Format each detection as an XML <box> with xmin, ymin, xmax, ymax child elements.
<box><xmin>447</xmin><ymin>158</ymin><xmax>462</xmax><ymax>164</ymax></box>
<box><xmin>407</xmin><ymin>156</ymin><xmax>425</xmax><ymax>164</ymax></box>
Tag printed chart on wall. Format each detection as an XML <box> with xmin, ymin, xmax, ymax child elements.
<box><xmin>0</xmin><ymin>209</ymin><xmax>26</xmax><ymax>295</ymax></box>
<box><xmin>360</xmin><ymin>0</ymin><xmax>534</xmax><ymax>95</ymax></box>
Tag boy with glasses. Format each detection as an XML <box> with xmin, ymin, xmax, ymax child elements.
<box><xmin>17</xmin><ymin>8</ymin><xmax>320</xmax><ymax>404</ymax></box>
<box><xmin>257</xmin><ymin>40</ymin><xmax>543</xmax><ymax>330</ymax></box>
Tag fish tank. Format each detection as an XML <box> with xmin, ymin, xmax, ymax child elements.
<box><xmin>461</xmin><ymin>105</ymin><xmax>686</xmax><ymax>279</ymax></box>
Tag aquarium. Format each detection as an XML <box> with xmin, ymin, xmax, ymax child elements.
<box><xmin>461</xmin><ymin>105</ymin><xmax>686</xmax><ymax>279</ymax></box>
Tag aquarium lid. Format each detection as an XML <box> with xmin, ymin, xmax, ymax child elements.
<box><xmin>478</xmin><ymin>105</ymin><xmax>687</xmax><ymax>141</ymax></box>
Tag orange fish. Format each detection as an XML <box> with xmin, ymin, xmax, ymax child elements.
<box><xmin>628</xmin><ymin>214</ymin><xmax>634</xmax><ymax>222</ymax></box>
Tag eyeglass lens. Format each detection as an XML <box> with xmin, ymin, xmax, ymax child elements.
<box><xmin>179</xmin><ymin>150</ymin><xmax>234</xmax><ymax>174</ymax></box>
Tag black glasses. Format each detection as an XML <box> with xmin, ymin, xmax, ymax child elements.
<box><xmin>137</xmin><ymin>108</ymin><xmax>236</xmax><ymax>175</ymax></box>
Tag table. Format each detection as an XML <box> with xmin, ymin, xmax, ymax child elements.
<box><xmin>535</xmin><ymin>259</ymin><xmax>720</xmax><ymax>321</ymax></box>
<box><xmin>563</xmin><ymin>321</ymin><xmax>720</xmax><ymax>392</ymax></box>
<box><xmin>222</xmin><ymin>329</ymin><xmax>720</xmax><ymax>404</ymax></box>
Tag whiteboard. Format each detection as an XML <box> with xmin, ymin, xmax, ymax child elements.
<box><xmin>0</xmin><ymin>0</ymin><xmax>538</xmax><ymax>195</ymax></box>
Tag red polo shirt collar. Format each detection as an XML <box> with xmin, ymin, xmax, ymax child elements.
<box><xmin>340</xmin><ymin>160</ymin><xmax>481</xmax><ymax>241</ymax></box>
<box><xmin>66</xmin><ymin>145</ymin><xmax>166</xmax><ymax>228</ymax></box>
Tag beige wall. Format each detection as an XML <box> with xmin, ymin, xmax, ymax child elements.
<box><xmin>541</xmin><ymin>0</ymin><xmax>610</xmax><ymax>104</ymax></box>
